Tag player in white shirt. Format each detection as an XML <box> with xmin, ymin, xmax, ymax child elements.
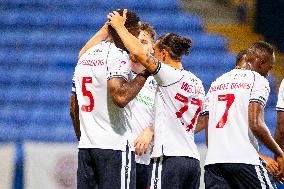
<box><xmin>125</xmin><ymin>23</ymin><xmax>157</xmax><ymax>189</ymax></box>
<box><xmin>200</xmin><ymin>41</ymin><xmax>284</xmax><ymax>188</ymax></box>
<box><xmin>275</xmin><ymin>79</ymin><xmax>284</xmax><ymax>181</ymax></box>
<box><xmin>108</xmin><ymin>10</ymin><xmax>205</xmax><ymax>189</ymax></box>
<box><xmin>77</xmin><ymin>21</ymin><xmax>157</xmax><ymax>189</ymax></box>
<box><xmin>70</xmin><ymin>10</ymin><xmax>151</xmax><ymax>189</ymax></box>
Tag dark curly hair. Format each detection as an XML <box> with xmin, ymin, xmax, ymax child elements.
<box><xmin>157</xmin><ymin>33</ymin><xmax>192</xmax><ymax>61</ymax></box>
<box><xmin>140</xmin><ymin>22</ymin><xmax>156</xmax><ymax>42</ymax></box>
<box><xmin>108</xmin><ymin>9</ymin><xmax>140</xmax><ymax>52</ymax></box>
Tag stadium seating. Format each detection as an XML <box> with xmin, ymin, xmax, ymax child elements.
<box><xmin>0</xmin><ymin>0</ymin><xmax>278</xmax><ymax>145</ymax></box>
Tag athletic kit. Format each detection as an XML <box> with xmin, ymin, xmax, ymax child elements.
<box><xmin>125</xmin><ymin>72</ymin><xmax>157</xmax><ymax>189</ymax></box>
<box><xmin>149</xmin><ymin>62</ymin><xmax>205</xmax><ymax>189</ymax></box>
<box><xmin>276</xmin><ymin>79</ymin><xmax>284</xmax><ymax>112</ymax></box>
<box><xmin>203</xmin><ymin>69</ymin><xmax>275</xmax><ymax>189</ymax></box>
<box><xmin>72</xmin><ymin>41</ymin><xmax>135</xmax><ymax>189</ymax></box>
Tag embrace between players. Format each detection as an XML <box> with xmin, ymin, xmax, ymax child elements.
<box><xmin>70</xmin><ymin>9</ymin><xmax>284</xmax><ymax>189</ymax></box>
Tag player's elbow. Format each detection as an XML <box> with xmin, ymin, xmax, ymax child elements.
<box><xmin>248</xmin><ymin>117</ymin><xmax>261</xmax><ymax>133</ymax></box>
<box><xmin>112</xmin><ymin>96</ymin><xmax>129</xmax><ymax>108</ymax></box>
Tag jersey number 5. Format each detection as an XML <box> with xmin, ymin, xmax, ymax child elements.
<box><xmin>81</xmin><ymin>77</ymin><xmax>94</xmax><ymax>112</ymax></box>
<box><xmin>216</xmin><ymin>94</ymin><xmax>235</xmax><ymax>128</ymax></box>
<box><xmin>175</xmin><ymin>93</ymin><xmax>202</xmax><ymax>132</ymax></box>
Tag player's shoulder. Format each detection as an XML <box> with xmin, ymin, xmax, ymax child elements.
<box><xmin>108</xmin><ymin>42</ymin><xmax>128</xmax><ymax>57</ymax></box>
<box><xmin>183</xmin><ymin>69</ymin><xmax>203</xmax><ymax>87</ymax></box>
<box><xmin>250</xmin><ymin>70</ymin><xmax>269</xmax><ymax>86</ymax></box>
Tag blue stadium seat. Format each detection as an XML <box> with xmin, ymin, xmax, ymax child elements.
<box><xmin>140</xmin><ymin>12</ymin><xmax>202</xmax><ymax>32</ymax></box>
<box><xmin>3</xmin><ymin>0</ymin><xmax>180</xmax><ymax>12</ymax></box>
<box><xmin>22</xmin><ymin>126</ymin><xmax>76</xmax><ymax>142</ymax></box>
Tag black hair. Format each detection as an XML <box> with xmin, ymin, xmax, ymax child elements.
<box><xmin>247</xmin><ymin>41</ymin><xmax>274</xmax><ymax>61</ymax></box>
<box><xmin>108</xmin><ymin>9</ymin><xmax>140</xmax><ymax>52</ymax></box>
<box><xmin>235</xmin><ymin>49</ymin><xmax>247</xmax><ymax>67</ymax></box>
<box><xmin>157</xmin><ymin>33</ymin><xmax>192</xmax><ymax>61</ymax></box>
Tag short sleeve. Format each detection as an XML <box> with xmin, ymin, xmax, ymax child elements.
<box><xmin>106</xmin><ymin>48</ymin><xmax>130</xmax><ymax>81</ymax></box>
<box><xmin>71</xmin><ymin>73</ymin><xmax>76</xmax><ymax>95</ymax></box>
<box><xmin>153</xmin><ymin>62</ymin><xmax>184</xmax><ymax>86</ymax></box>
<box><xmin>276</xmin><ymin>80</ymin><xmax>284</xmax><ymax>111</ymax></box>
<box><xmin>249</xmin><ymin>75</ymin><xmax>270</xmax><ymax>107</ymax></box>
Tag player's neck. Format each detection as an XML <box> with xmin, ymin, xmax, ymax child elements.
<box><xmin>169</xmin><ymin>60</ymin><xmax>182</xmax><ymax>70</ymax></box>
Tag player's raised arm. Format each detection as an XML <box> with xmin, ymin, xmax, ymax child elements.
<box><xmin>108</xmin><ymin>10</ymin><xmax>158</xmax><ymax>74</ymax></box>
<box><xmin>70</xmin><ymin>94</ymin><xmax>80</xmax><ymax>141</ymax></box>
<box><xmin>79</xmin><ymin>23</ymin><xmax>109</xmax><ymax>58</ymax></box>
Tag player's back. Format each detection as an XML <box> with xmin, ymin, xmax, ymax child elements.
<box><xmin>72</xmin><ymin>41</ymin><xmax>131</xmax><ymax>151</ymax></box>
<box><xmin>152</xmin><ymin>64</ymin><xmax>205</xmax><ymax>159</ymax></box>
<box><xmin>205</xmin><ymin>69</ymin><xmax>270</xmax><ymax>165</ymax></box>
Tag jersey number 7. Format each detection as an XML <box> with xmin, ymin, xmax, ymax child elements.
<box><xmin>216</xmin><ymin>94</ymin><xmax>235</xmax><ymax>128</ymax></box>
<box><xmin>174</xmin><ymin>93</ymin><xmax>202</xmax><ymax>132</ymax></box>
<box><xmin>81</xmin><ymin>77</ymin><xmax>94</xmax><ymax>112</ymax></box>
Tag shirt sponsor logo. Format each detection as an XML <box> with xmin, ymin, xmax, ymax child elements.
<box><xmin>209</xmin><ymin>82</ymin><xmax>252</xmax><ymax>93</ymax></box>
<box><xmin>78</xmin><ymin>59</ymin><xmax>105</xmax><ymax>67</ymax></box>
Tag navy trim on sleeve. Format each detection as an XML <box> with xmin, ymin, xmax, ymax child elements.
<box><xmin>249</xmin><ymin>99</ymin><xmax>265</xmax><ymax>107</ymax></box>
<box><xmin>107</xmin><ymin>75</ymin><xmax>128</xmax><ymax>81</ymax></box>
<box><xmin>276</xmin><ymin>107</ymin><xmax>284</xmax><ymax>112</ymax></box>
<box><xmin>152</xmin><ymin>61</ymin><xmax>161</xmax><ymax>75</ymax></box>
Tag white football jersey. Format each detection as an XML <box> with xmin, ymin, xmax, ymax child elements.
<box><xmin>204</xmin><ymin>69</ymin><xmax>270</xmax><ymax>165</ymax></box>
<box><xmin>125</xmin><ymin>72</ymin><xmax>157</xmax><ymax>165</ymax></box>
<box><xmin>72</xmin><ymin>41</ymin><xmax>132</xmax><ymax>151</ymax></box>
<box><xmin>276</xmin><ymin>79</ymin><xmax>284</xmax><ymax>111</ymax></box>
<box><xmin>151</xmin><ymin>62</ymin><xmax>205</xmax><ymax>160</ymax></box>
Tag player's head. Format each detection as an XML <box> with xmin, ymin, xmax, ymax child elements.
<box><xmin>235</xmin><ymin>49</ymin><xmax>248</xmax><ymax>69</ymax></box>
<box><xmin>245</xmin><ymin>41</ymin><xmax>275</xmax><ymax>77</ymax></box>
<box><xmin>154</xmin><ymin>33</ymin><xmax>192</xmax><ymax>64</ymax></box>
<box><xmin>108</xmin><ymin>9</ymin><xmax>140</xmax><ymax>52</ymax></box>
<box><xmin>139</xmin><ymin>22</ymin><xmax>156</xmax><ymax>53</ymax></box>
<box><xmin>130</xmin><ymin>22</ymin><xmax>156</xmax><ymax>72</ymax></box>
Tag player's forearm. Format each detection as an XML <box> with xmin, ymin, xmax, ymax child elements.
<box><xmin>249</xmin><ymin>103</ymin><xmax>283</xmax><ymax>157</ymax></box>
<box><xmin>79</xmin><ymin>24</ymin><xmax>108</xmax><ymax>57</ymax></box>
<box><xmin>109</xmin><ymin>71</ymin><xmax>149</xmax><ymax>108</ymax></box>
<box><xmin>275</xmin><ymin>111</ymin><xmax>284</xmax><ymax>151</ymax></box>
<box><xmin>252</xmin><ymin>121</ymin><xmax>283</xmax><ymax>156</ymax></box>
<box><xmin>115</xmin><ymin>27</ymin><xmax>158</xmax><ymax>73</ymax></box>
<box><xmin>70</xmin><ymin>95</ymin><xmax>81</xmax><ymax>141</ymax></box>
<box><xmin>194</xmin><ymin>115</ymin><xmax>208</xmax><ymax>134</ymax></box>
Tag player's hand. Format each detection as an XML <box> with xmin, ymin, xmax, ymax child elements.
<box><xmin>276</xmin><ymin>155</ymin><xmax>284</xmax><ymax>178</ymax></box>
<box><xmin>265</xmin><ymin>157</ymin><xmax>279</xmax><ymax>176</ymax></box>
<box><xmin>134</xmin><ymin>127</ymin><xmax>154</xmax><ymax>156</ymax></box>
<box><xmin>107</xmin><ymin>9</ymin><xmax>127</xmax><ymax>30</ymax></box>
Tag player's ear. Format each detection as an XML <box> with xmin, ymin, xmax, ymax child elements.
<box><xmin>162</xmin><ymin>49</ymin><xmax>167</xmax><ymax>62</ymax></box>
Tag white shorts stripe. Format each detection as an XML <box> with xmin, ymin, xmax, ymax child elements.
<box><xmin>121</xmin><ymin>151</ymin><xmax>126</xmax><ymax>189</ymax></box>
<box><xmin>150</xmin><ymin>157</ymin><xmax>163</xmax><ymax>189</ymax></box>
<box><xmin>259</xmin><ymin>163</ymin><xmax>275</xmax><ymax>189</ymax></box>
<box><xmin>255</xmin><ymin>165</ymin><xmax>266</xmax><ymax>189</ymax></box>
<box><xmin>126</xmin><ymin>146</ymin><xmax>131</xmax><ymax>189</ymax></box>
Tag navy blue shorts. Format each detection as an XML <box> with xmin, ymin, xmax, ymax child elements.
<box><xmin>136</xmin><ymin>163</ymin><xmax>152</xmax><ymax>189</ymax></box>
<box><xmin>149</xmin><ymin>156</ymin><xmax>200</xmax><ymax>189</ymax></box>
<box><xmin>204</xmin><ymin>161</ymin><xmax>276</xmax><ymax>189</ymax></box>
<box><xmin>77</xmin><ymin>146</ymin><xmax>135</xmax><ymax>189</ymax></box>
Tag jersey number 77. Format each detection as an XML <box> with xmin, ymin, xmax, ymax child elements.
<box><xmin>174</xmin><ymin>93</ymin><xmax>202</xmax><ymax>132</ymax></box>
